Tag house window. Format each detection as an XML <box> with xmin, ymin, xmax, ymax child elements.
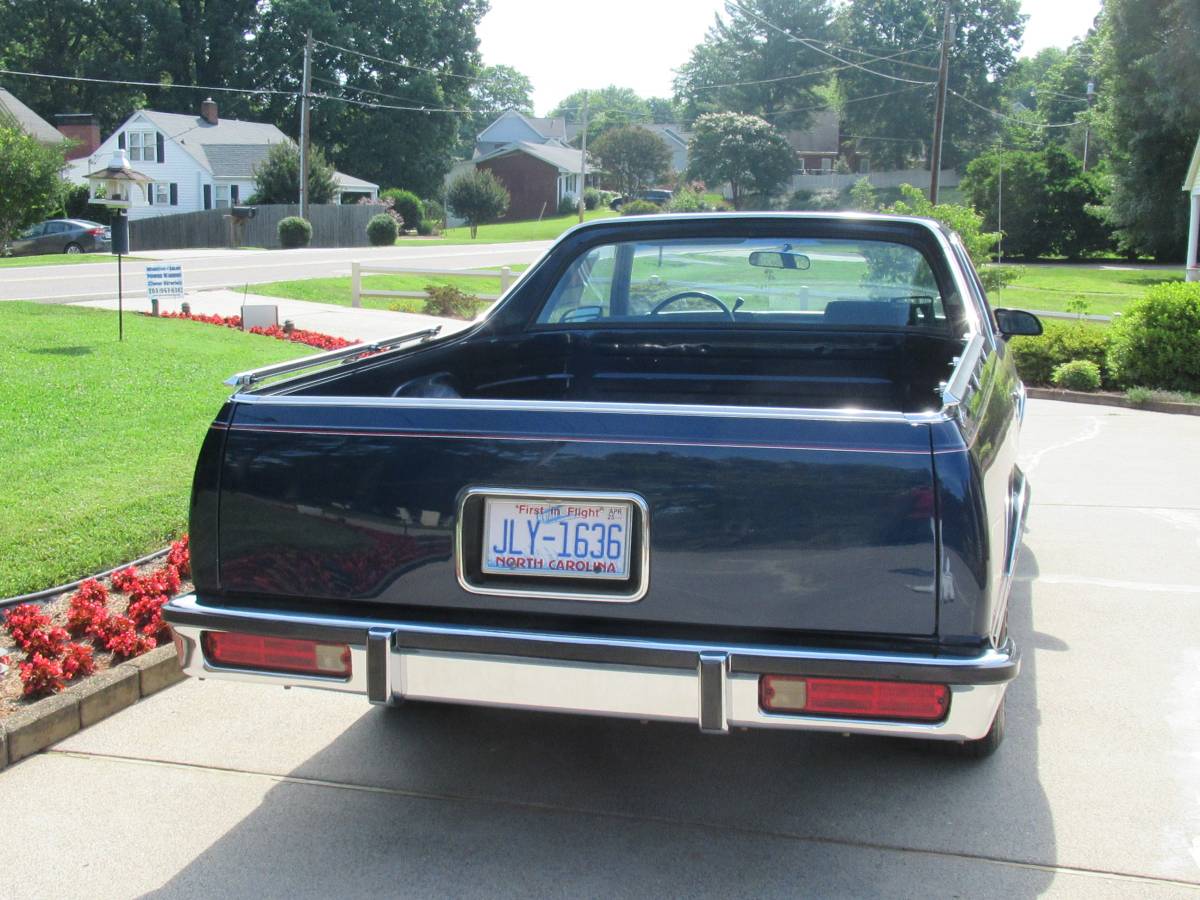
<box><xmin>127</xmin><ymin>131</ymin><xmax>157</xmax><ymax>162</ymax></box>
<box><xmin>153</xmin><ymin>183</ymin><xmax>169</xmax><ymax>205</ymax></box>
<box><xmin>214</xmin><ymin>184</ymin><xmax>231</xmax><ymax>208</ymax></box>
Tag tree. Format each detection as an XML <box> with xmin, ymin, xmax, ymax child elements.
<box><xmin>688</xmin><ymin>113</ymin><xmax>795</xmax><ymax>210</ymax></box>
<box><xmin>0</xmin><ymin>126</ymin><xmax>67</xmax><ymax>246</ymax></box>
<box><xmin>674</xmin><ymin>0</ymin><xmax>836</xmax><ymax>131</ymax></box>
<box><xmin>446</xmin><ymin>168</ymin><xmax>509</xmax><ymax>238</ymax></box>
<box><xmin>836</xmin><ymin>0</ymin><xmax>1025</xmax><ymax>170</ymax></box>
<box><xmin>962</xmin><ymin>146</ymin><xmax>1111</xmax><ymax>259</ymax></box>
<box><xmin>884</xmin><ymin>184</ymin><xmax>1003</xmax><ymax>287</ymax></box>
<box><xmin>1096</xmin><ymin>0</ymin><xmax>1200</xmax><ymax>259</ymax></box>
<box><xmin>250</xmin><ymin>141</ymin><xmax>336</xmax><ymax>205</ymax></box>
<box><xmin>590</xmin><ymin>127</ymin><xmax>670</xmax><ymax>197</ymax></box>
<box><xmin>551</xmin><ymin>86</ymin><xmax>656</xmax><ymax>145</ymax></box>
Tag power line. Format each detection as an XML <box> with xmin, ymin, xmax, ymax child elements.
<box><xmin>948</xmin><ymin>89</ymin><xmax>1080</xmax><ymax>129</ymax></box>
<box><xmin>311</xmin><ymin>75</ymin><xmax>441</xmax><ymax>107</ymax></box>
<box><xmin>688</xmin><ymin>46</ymin><xmax>937</xmax><ymax>93</ymax></box>
<box><xmin>310</xmin><ymin>37</ymin><xmax>497</xmax><ymax>85</ymax></box>
<box><xmin>0</xmin><ymin>67</ymin><xmax>295</xmax><ymax>98</ymax></box>
<box><xmin>758</xmin><ymin>83</ymin><xmax>932</xmax><ymax>120</ymax></box>
<box><xmin>724</xmin><ymin>1</ymin><xmax>936</xmax><ymax>86</ymax></box>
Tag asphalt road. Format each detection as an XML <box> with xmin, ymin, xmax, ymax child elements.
<box><xmin>3</xmin><ymin>399</ymin><xmax>1200</xmax><ymax>898</ymax></box>
<box><xmin>0</xmin><ymin>242</ymin><xmax>551</xmax><ymax>303</ymax></box>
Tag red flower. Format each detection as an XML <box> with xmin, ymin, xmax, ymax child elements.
<box><xmin>3</xmin><ymin>603</ymin><xmax>50</xmax><ymax>649</ymax></box>
<box><xmin>103</xmin><ymin>615</ymin><xmax>156</xmax><ymax>658</ymax></box>
<box><xmin>18</xmin><ymin>653</ymin><xmax>64</xmax><ymax>698</ymax></box>
<box><xmin>61</xmin><ymin>643</ymin><xmax>96</xmax><ymax>680</ymax></box>
<box><xmin>67</xmin><ymin>582</ymin><xmax>110</xmax><ymax>636</ymax></box>
<box><xmin>23</xmin><ymin>625</ymin><xmax>68</xmax><ymax>658</ymax></box>
<box><xmin>167</xmin><ymin>534</ymin><xmax>191</xmax><ymax>578</ymax></box>
<box><xmin>110</xmin><ymin>566</ymin><xmax>142</xmax><ymax>593</ymax></box>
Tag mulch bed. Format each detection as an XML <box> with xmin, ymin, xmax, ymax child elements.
<box><xmin>0</xmin><ymin>538</ymin><xmax>190</xmax><ymax>720</ymax></box>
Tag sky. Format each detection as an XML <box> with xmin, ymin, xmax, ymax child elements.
<box><xmin>478</xmin><ymin>0</ymin><xmax>1104</xmax><ymax>115</ymax></box>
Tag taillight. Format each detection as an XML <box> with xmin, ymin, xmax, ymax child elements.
<box><xmin>87</xmin><ymin>228</ymin><xmax>105</xmax><ymax>236</ymax></box>
<box><xmin>759</xmin><ymin>675</ymin><xmax>949</xmax><ymax>722</ymax></box>
<box><xmin>201</xmin><ymin>631</ymin><xmax>351</xmax><ymax>678</ymax></box>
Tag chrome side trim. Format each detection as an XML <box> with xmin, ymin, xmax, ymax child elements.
<box><xmin>223</xmin><ymin>327</ymin><xmax>442</xmax><ymax>387</ymax></box>
<box><xmin>229</xmin><ymin>392</ymin><xmax>946</xmax><ymax>426</ymax></box>
<box><xmin>454</xmin><ymin>487</ymin><xmax>651</xmax><ymax>603</ymax></box>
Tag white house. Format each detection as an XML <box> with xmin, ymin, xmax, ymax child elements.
<box><xmin>1184</xmin><ymin>131</ymin><xmax>1200</xmax><ymax>281</ymax></box>
<box><xmin>474</xmin><ymin>108</ymin><xmax>569</xmax><ymax>158</ymax></box>
<box><xmin>642</xmin><ymin>124</ymin><xmax>692</xmax><ymax>175</ymax></box>
<box><xmin>68</xmin><ymin>98</ymin><xmax>377</xmax><ymax>220</ymax></box>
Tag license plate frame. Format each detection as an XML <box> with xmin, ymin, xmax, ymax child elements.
<box><xmin>456</xmin><ymin>488</ymin><xmax>650</xmax><ymax>603</ymax></box>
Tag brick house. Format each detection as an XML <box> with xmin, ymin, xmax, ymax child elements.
<box><xmin>475</xmin><ymin>141</ymin><xmax>593</xmax><ymax>221</ymax></box>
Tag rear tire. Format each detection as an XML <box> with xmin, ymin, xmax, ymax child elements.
<box><xmin>64</xmin><ymin>243</ymin><xmax>82</xmax><ymax>254</ymax></box>
<box><xmin>941</xmin><ymin>697</ymin><xmax>1005</xmax><ymax>759</ymax></box>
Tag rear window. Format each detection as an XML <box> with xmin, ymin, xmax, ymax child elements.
<box><xmin>536</xmin><ymin>236</ymin><xmax>956</xmax><ymax>330</ymax></box>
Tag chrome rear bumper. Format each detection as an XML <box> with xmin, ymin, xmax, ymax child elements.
<box><xmin>164</xmin><ymin>594</ymin><xmax>1017</xmax><ymax>741</ymax></box>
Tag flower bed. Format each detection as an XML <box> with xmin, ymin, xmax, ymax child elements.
<box><xmin>155</xmin><ymin>311</ymin><xmax>358</xmax><ymax>351</ymax></box>
<box><xmin>0</xmin><ymin>537</ymin><xmax>190</xmax><ymax>715</ymax></box>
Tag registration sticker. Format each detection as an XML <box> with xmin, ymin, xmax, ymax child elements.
<box><xmin>482</xmin><ymin>498</ymin><xmax>632</xmax><ymax>580</ymax></box>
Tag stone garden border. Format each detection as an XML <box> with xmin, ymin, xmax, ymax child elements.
<box><xmin>0</xmin><ymin>644</ymin><xmax>183</xmax><ymax>770</ymax></box>
<box><xmin>1026</xmin><ymin>387</ymin><xmax>1200</xmax><ymax>416</ymax></box>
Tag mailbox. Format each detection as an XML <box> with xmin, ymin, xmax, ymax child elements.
<box><xmin>231</xmin><ymin>206</ymin><xmax>257</xmax><ymax>220</ymax></box>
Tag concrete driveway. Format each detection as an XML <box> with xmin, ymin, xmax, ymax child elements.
<box><xmin>2</xmin><ymin>399</ymin><xmax>1199</xmax><ymax>898</ymax></box>
<box><xmin>0</xmin><ymin>241</ymin><xmax>550</xmax><ymax>304</ymax></box>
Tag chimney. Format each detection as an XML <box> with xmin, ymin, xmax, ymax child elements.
<box><xmin>200</xmin><ymin>97</ymin><xmax>218</xmax><ymax>125</ymax></box>
<box><xmin>55</xmin><ymin>113</ymin><xmax>100</xmax><ymax>160</ymax></box>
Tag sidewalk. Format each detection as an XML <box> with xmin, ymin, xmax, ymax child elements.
<box><xmin>73</xmin><ymin>288</ymin><xmax>470</xmax><ymax>343</ymax></box>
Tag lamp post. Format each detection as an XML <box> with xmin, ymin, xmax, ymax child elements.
<box><xmin>83</xmin><ymin>149</ymin><xmax>150</xmax><ymax>341</ymax></box>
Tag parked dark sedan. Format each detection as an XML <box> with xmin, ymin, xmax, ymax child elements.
<box><xmin>610</xmin><ymin>189</ymin><xmax>673</xmax><ymax>210</ymax></box>
<box><xmin>4</xmin><ymin>219</ymin><xmax>111</xmax><ymax>256</ymax></box>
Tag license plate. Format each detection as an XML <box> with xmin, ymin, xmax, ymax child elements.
<box><xmin>481</xmin><ymin>497</ymin><xmax>632</xmax><ymax>580</ymax></box>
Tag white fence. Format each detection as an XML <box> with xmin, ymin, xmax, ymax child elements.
<box><xmin>351</xmin><ymin>262</ymin><xmax>516</xmax><ymax>308</ymax></box>
<box><xmin>786</xmin><ymin>168</ymin><xmax>960</xmax><ymax>194</ymax></box>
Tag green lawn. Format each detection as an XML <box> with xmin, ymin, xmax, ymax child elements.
<box><xmin>250</xmin><ymin>264</ymin><xmax>527</xmax><ymax>314</ymax></box>
<box><xmin>989</xmin><ymin>264</ymin><xmax>1183</xmax><ymax>315</ymax></box>
<box><xmin>0</xmin><ymin>303</ymin><xmax>315</xmax><ymax>597</ymax></box>
<box><xmin>414</xmin><ymin>208</ymin><xmax>618</xmax><ymax>245</ymax></box>
<box><xmin>0</xmin><ymin>253</ymin><xmax>141</xmax><ymax>269</ymax></box>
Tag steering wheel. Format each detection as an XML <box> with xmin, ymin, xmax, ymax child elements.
<box><xmin>649</xmin><ymin>291</ymin><xmax>734</xmax><ymax>320</ymax></box>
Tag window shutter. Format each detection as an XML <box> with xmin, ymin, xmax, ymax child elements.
<box><xmin>147</xmin><ymin>185</ymin><xmax>154</xmax><ymax>206</ymax></box>
<box><xmin>118</xmin><ymin>132</ymin><xmax>125</xmax><ymax>150</ymax></box>
<box><xmin>231</xmin><ymin>184</ymin><xmax>239</xmax><ymax>204</ymax></box>
<box><xmin>203</xmin><ymin>185</ymin><xmax>212</xmax><ymax>210</ymax></box>
<box><xmin>169</xmin><ymin>183</ymin><xmax>178</xmax><ymax>206</ymax></box>
<box><xmin>156</xmin><ymin>132</ymin><xmax>165</xmax><ymax>163</ymax></box>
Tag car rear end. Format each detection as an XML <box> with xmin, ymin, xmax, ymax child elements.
<box><xmin>164</xmin><ymin>213</ymin><xmax>1021</xmax><ymax>747</ymax></box>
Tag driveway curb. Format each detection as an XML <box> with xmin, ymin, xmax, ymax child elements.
<box><xmin>0</xmin><ymin>644</ymin><xmax>183</xmax><ymax>769</ymax></box>
<box><xmin>1026</xmin><ymin>387</ymin><xmax>1200</xmax><ymax>416</ymax></box>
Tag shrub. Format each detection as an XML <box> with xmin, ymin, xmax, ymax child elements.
<box><xmin>848</xmin><ymin>178</ymin><xmax>878</xmax><ymax>212</ymax></box>
<box><xmin>620</xmin><ymin>199</ymin><xmax>660</xmax><ymax>216</ymax></box>
<box><xmin>381</xmin><ymin>188</ymin><xmax>423</xmax><ymax>230</ymax></box>
<box><xmin>583</xmin><ymin>188</ymin><xmax>601</xmax><ymax>211</ymax></box>
<box><xmin>1051</xmin><ymin>359</ymin><xmax>1102</xmax><ymax>391</ymax></box>
<box><xmin>423</xmin><ymin>284</ymin><xmax>481</xmax><ymax>319</ymax></box>
<box><xmin>1125</xmin><ymin>386</ymin><xmax>1153</xmax><ymax>406</ymax></box>
<box><xmin>446</xmin><ymin>169</ymin><xmax>510</xmax><ymax>238</ymax></box>
<box><xmin>422</xmin><ymin>197</ymin><xmax>446</xmax><ymax>226</ymax></box>
<box><xmin>1008</xmin><ymin>321</ymin><xmax>1110</xmax><ymax>386</ymax></box>
<box><xmin>788</xmin><ymin>188</ymin><xmax>841</xmax><ymax>211</ymax></box>
<box><xmin>366</xmin><ymin>213</ymin><xmax>398</xmax><ymax>246</ymax></box>
<box><xmin>557</xmin><ymin>195</ymin><xmax>579</xmax><ymax>216</ymax></box>
<box><xmin>668</xmin><ymin>187</ymin><xmax>707</xmax><ymax>213</ymax></box>
<box><xmin>1106</xmin><ymin>282</ymin><xmax>1200</xmax><ymax>391</ymax></box>
<box><xmin>277</xmin><ymin>216</ymin><xmax>312</xmax><ymax>249</ymax></box>
<box><xmin>415</xmin><ymin>218</ymin><xmax>438</xmax><ymax>236</ymax></box>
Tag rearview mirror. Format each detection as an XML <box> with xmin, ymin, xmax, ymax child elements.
<box><xmin>749</xmin><ymin>250</ymin><xmax>811</xmax><ymax>271</ymax></box>
<box><xmin>994</xmin><ymin>308</ymin><xmax>1043</xmax><ymax>338</ymax></box>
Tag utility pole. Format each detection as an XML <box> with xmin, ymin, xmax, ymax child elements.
<box><xmin>1082</xmin><ymin>80</ymin><xmax>1096</xmax><ymax>171</ymax></box>
<box><xmin>577</xmin><ymin>92</ymin><xmax>589</xmax><ymax>223</ymax></box>
<box><xmin>298</xmin><ymin>30</ymin><xmax>313</xmax><ymax>218</ymax></box>
<box><xmin>929</xmin><ymin>0</ymin><xmax>954</xmax><ymax>205</ymax></box>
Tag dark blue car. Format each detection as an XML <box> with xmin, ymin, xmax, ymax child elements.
<box><xmin>164</xmin><ymin>213</ymin><xmax>1041</xmax><ymax>758</ymax></box>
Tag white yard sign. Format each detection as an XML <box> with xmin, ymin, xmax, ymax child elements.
<box><xmin>145</xmin><ymin>264</ymin><xmax>184</xmax><ymax>300</ymax></box>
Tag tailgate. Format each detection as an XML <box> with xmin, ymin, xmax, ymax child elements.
<box><xmin>215</xmin><ymin>400</ymin><xmax>938</xmax><ymax>637</ymax></box>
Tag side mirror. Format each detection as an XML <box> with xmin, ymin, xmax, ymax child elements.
<box><xmin>994</xmin><ymin>308</ymin><xmax>1043</xmax><ymax>338</ymax></box>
